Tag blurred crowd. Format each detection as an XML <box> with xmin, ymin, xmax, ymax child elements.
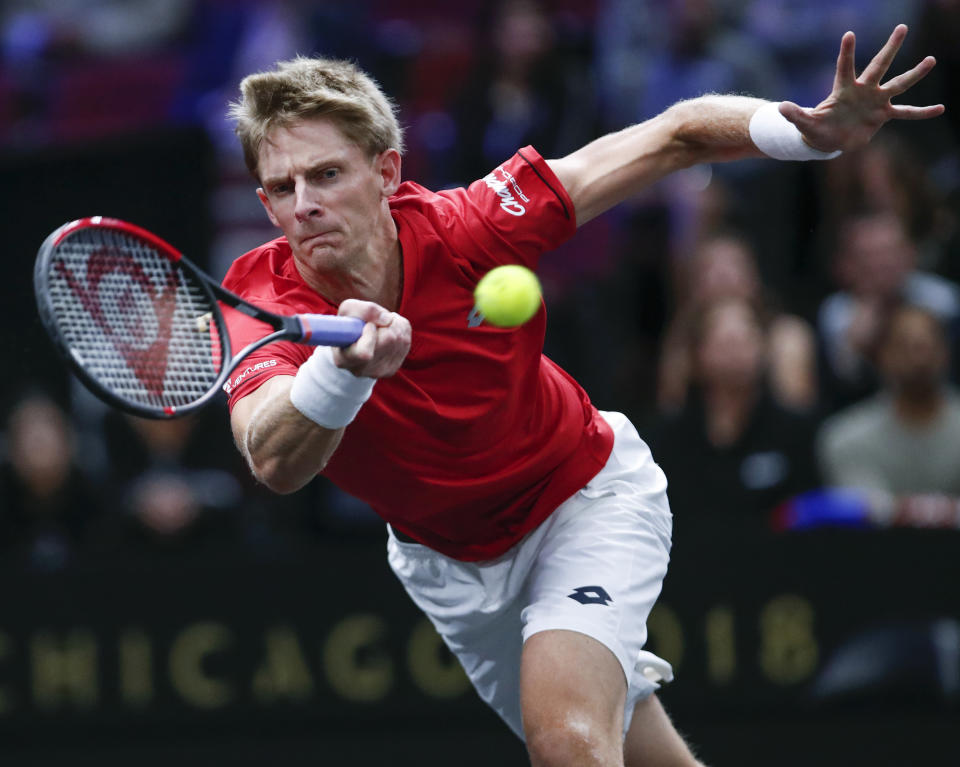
<box><xmin>2</xmin><ymin>0</ymin><xmax>960</xmax><ymax>570</ymax></box>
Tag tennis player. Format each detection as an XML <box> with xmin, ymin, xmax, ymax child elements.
<box><xmin>222</xmin><ymin>25</ymin><xmax>941</xmax><ymax>767</ymax></box>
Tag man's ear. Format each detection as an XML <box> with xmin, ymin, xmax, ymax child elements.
<box><xmin>256</xmin><ymin>188</ymin><xmax>281</xmax><ymax>228</ymax></box>
<box><xmin>378</xmin><ymin>149</ymin><xmax>402</xmax><ymax>197</ymax></box>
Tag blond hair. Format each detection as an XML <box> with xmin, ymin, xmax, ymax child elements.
<box><xmin>229</xmin><ymin>56</ymin><xmax>404</xmax><ymax>180</ymax></box>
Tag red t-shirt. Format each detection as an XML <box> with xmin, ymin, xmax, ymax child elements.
<box><xmin>221</xmin><ymin>147</ymin><xmax>614</xmax><ymax>560</ymax></box>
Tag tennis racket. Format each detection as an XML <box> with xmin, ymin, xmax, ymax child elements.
<box><xmin>34</xmin><ymin>216</ymin><xmax>364</xmax><ymax>419</ymax></box>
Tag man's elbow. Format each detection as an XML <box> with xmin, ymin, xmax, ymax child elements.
<box><xmin>250</xmin><ymin>455</ymin><xmax>321</xmax><ymax>495</ymax></box>
<box><xmin>662</xmin><ymin>100</ymin><xmax>713</xmax><ymax>167</ymax></box>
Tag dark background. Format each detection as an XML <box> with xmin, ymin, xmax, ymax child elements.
<box><xmin>1</xmin><ymin>1</ymin><xmax>958</xmax><ymax>764</ymax></box>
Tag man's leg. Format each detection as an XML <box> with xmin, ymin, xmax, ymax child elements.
<box><xmin>520</xmin><ymin>630</ymin><xmax>705</xmax><ymax>767</ymax></box>
<box><xmin>622</xmin><ymin>694</ymin><xmax>705</xmax><ymax>767</ymax></box>
<box><xmin>521</xmin><ymin>629</ymin><xmax>628</xmax><ymax>767</ymax></box>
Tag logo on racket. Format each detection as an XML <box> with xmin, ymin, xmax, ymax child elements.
<box><xmin>55</xmin><ymin>249</ymin><xmax>180</xmax><ymax>397</ymax></box>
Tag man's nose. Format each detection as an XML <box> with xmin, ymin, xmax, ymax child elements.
<box><xmin>294</xmin><ymin>185</ymin><xmax>322</xmax><ymax>222</ymax></box>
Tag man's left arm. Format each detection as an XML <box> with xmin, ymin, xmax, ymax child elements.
<box><xmin>549</xmin><ymin>24</ymin><xmax>945</xmax><ymax>227</ymax></box>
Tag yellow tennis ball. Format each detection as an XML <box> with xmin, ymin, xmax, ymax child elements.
<box><xmin>474</xmin><ymin>265</ymin><xmax>542</xmax><ymax>328</ymax></box>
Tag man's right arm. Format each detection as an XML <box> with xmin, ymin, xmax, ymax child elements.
<box><xmin>231</xmin><ymin>375</ymin><xmax>345</xmax><ymax>494</ymax></box>
<box><xmin>230</xmin><ymin>299</ymin><xmax>412</xmax><ymax>494</ymax></box>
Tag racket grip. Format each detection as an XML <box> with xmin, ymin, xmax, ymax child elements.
<box><xmin>296</xmin><ymin>314</ymin><xmax>365</xmax><ymax>346</ymax></box>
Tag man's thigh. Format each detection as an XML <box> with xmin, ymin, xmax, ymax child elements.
<box><xmin>521</xmin><ymin>629</ymin><xmax>627</xmax><ymax>765</ymax></box>
<box><xmin>521</xmin><ymin>413</ymin><xmax>674</xmax><ymax>735</ymax></box>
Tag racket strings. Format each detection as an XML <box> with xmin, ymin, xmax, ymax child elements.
<box><xmin>46</xmin><ymin>229</ymin><xmax>222</xmax><ymax>410</ymax></box>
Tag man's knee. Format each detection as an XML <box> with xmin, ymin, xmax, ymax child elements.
<box><xmin>520</xmin><ymin>630</ymin><xmax>628</xmax><ymax>766</ymax></box>
<box><xmin>525</xmin><ymin>716</ymin><xmax>621</xmax><ymax>767</ymax></box>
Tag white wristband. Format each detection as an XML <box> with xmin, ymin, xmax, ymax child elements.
<box><xmin>289</xmin><ymin>345</ymin><xmax>376</xmax><ymax>429</ymax></box>
<box><xmin>749</xmin><ymin>102</ymin><xmax>841</xmax><ymax>162</ymax></box>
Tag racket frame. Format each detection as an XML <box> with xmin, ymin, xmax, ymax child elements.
<box><xmin>34</xmin><ymin>216</ymin><xmax>352</xmax><ymax>419</ymax></box>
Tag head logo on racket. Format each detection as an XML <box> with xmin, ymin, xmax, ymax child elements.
<box><xmin>34</xmin><ymin>217</ymin><xmax>365</xmax><ymax>419</ymax></box>
<box><xmin>53</xmin><ymin>248</ymin><xmax>180</xmax><ymax>397</ymax></box>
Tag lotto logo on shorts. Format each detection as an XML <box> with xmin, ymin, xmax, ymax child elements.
<box><xmin>568</xmin><ymin>586</ymin><xmax>613</xmax><ymax>606</ymax></box>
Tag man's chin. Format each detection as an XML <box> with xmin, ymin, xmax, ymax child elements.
<box><xmin>292</xmin><ymin>239</ymin><xmax>347</xmax><ymax>267</ymax></box>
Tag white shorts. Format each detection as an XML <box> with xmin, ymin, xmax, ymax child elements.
<box><xmin>386</xmin><ymin>411</ymin><xmax>674</xmax><ymax>739</ymax></box>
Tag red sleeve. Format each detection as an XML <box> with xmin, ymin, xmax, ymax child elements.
<box><xmin>220</xmin><ymin>303</ymin><xmax>311</xmax><ymax>411</ymax></box>
<box><xmin>434</xmin><ymin>146</ymin><xmax>577</xmax><ymax>272</ymax></box>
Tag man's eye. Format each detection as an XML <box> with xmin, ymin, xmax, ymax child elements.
<box><xmin>323</xmin><ymin>168</ymin><xmax>339</xmax><ymax>180</ymax></box>
<box><xmin>272</xmin><ymin>184</ymin><xmax>291</xmax><ymax>195</ymax></box>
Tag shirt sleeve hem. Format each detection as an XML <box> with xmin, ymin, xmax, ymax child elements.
<box><xmin>517</xmin><ymin>146</ymin><xmax>577</xmax><ymax>229</ymax></box>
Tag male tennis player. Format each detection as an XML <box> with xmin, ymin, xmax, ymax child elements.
<box><xmin>222</xmin><ymin>25</ymin><xmax>941</xmax><ymax>767</ymax></box>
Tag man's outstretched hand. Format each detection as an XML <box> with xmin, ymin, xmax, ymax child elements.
<box><xmin>779</xmin><ymin>24</ymin><xmax>945</xmax><ymax>153</ymax></box>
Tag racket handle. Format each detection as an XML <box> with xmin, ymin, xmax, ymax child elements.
<box><xmin>295</xmin><ymin>314</ymin><xmax>365</xmax><ymax>346</ymax></box>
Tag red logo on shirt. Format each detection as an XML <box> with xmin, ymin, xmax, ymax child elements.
<box><xmin>483</xmin><ymin>166</ymin><xmax>529</xmax><ymax>216</ymax></box>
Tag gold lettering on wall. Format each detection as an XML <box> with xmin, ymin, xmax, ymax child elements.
<box><xmin>169</xmin><ymin>622</ymin><xmax>234</xmax><ymax>708</ymax></box>
<box><xmin>406</xmin><ymin>618</ymin><xmax>469</xmax><ymax>699</ymax></box>
<box><xmin>119</xmin><ymin>629</ymin><xmax>153</xmax><ymax>707</ymax></box>
<box><xmin>323</xmin><ymin>614</ymin><xmax>393</xmax><ymax>703</ymax></box>
<box><xmin>705</xmin><ymin>606</ymin><xmax>736</xmax><ymax>684</ymax></box>
<box><xmin>647</xmin><ymin>604</ymin><xmax>684</xmax><ymax>669</ymax></box>
<box><xmin>759</xmin><ymin>595</ymin><xmax>819</xmax><ymax>684</ymax></box>
<box><xmin>30</xmin><ymin>630</ymin><xmax>98</xmax><ymax>710</ymax></box>
<box><xmin>252</xmin><ymin>626</ymin><xmax>314</xmax><ymax>703</ymax></box>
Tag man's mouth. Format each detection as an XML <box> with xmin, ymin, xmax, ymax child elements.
<box><xmin>301</xmin><ymin>231</ymin><xmax>332</xmax><ymax>245</ymax></box>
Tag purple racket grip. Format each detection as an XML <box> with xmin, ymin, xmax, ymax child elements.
<box><xmin>296</xmin><ymin>314</ymin><xmax>365</xmax><ymax>346</ymax></box>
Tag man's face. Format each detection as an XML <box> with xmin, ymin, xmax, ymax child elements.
<box><xmin>879</xmin><ymin>308</ymin><xmax>948</xmax><ymax>397</ymax></box>
<box><xmin>256</xmin><ymin>118</ymin><xmax>397</xmax><ymax>271</ymax></box>
<box><xmin>696</xmin><ymin>300</ymin><xmax>766</xmax><ymax>389</ymax></box>
<box><xmin>841</xmin><ymin>217</ymin><xmax>914</xmax><ymax>298</ymax></box>
<box><xmin>692</xmin><ymin>238</ymin><xmax>759</xmax><ymax>304</ymax></box>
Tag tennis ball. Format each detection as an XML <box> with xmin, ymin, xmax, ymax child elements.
<box><xmin>474</xmin><ymin>265</ymin><xmax>542</xmax><ymax>327</ymax></box>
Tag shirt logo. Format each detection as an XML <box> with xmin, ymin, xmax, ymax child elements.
<box><xmin>482</xmin><ymin>165</ymin><xmax>529</xmax><ymax>216</ymax></box>
<box><xmin>568</xmin><ymin>586</ymin><xmax>613</xmax><ymax>606</ymax></box>
<box><xmin>223</xmin><ymin>359</ymin><xmax>278</xmax><ymax>394</ymax></box>
<box><xmin>467</xmin><ymin>306</ymin><xmax>484</xmax><ymax>327</ymax></box>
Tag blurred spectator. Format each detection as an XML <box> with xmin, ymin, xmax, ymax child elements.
<box><xmin>593</xmin><ymin>0</ymin><xmax>788</xmax><ymax>310</ymax></box>
<box><xmin>596</xmin><ymin>0</ymin><xmax>782</xmax><ymax>129</ymax></box>
<box><xmin>0</xmin><ymin>0</ymin><xmax>193</xmax><ymax>147</ymax></box>
<box><xmin>0</xmin><ymin>390</ymin><xmax>100</xmax><ymax>570</ymax></box>
<box><xmin>450</xmin><ymin>0</ymin><xmax>597</xmax><ymax>183</ymax></box>
<box><xmin>646</xmin><ymin>297</ymin><xmax>821</xmax><ymax>529</ymax></box>
<box><xmin>817</xmin><ymin>304</ymin><xmax>960</xmax><ymax>524</ymax></box>
<box><xmin>741</xmin><ymin>0</ymin><xmax>918</xmax><ymax>108</ymax></box>
<box><xmin>911</xmin><ymin>0</ymin><xmax>960</xmax><ymax>153</ymax></box>
<box><xmin>820</xmin><ymin>135</ymin><xmax>950</xmax><ymax>272</ymax></box>
<box><xmin>658</xmin><ymin>232</ymin><xmax>818</xmax><ymax>412</ymax></box>
<box><xmin>817</xmin><ymin>212</ymin><xmax>960</xmax><ymax>410</ymax></box>
<box><xmin>96</xmin><ymin>406</ymin><xmax>268</xmax><ymax>555</ymax></box>
<box><xmin>0</xmin><ymin>0</ymin><xmax>191</xmax><ymax>57</ymax></box>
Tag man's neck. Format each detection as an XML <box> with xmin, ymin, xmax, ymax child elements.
<box><xmin>893</xmin><ymin>388</ymin><xmax>945</xmax><ymax>428</ymax></box>
<box><xmin>702</xmin><ymin>383</ymin><xmax>758</xmax><ymax>448</ymax></box>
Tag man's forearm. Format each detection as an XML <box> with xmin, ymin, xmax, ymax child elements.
<box><xmin>550</xmin><ymin>95</ymin><xmax>768</xmax><ymax>225</ymax></box>
<box><xmin>668</xmin><ymin>94</ymin><xmax>770</xmax><ymax>163</ymax></box>
<box><xmin>237</xmin><ymin>377</ymin><xmax>344</xmax><ymax>494</ymax></box>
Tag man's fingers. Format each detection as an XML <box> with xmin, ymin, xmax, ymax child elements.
<box><xmin>779</xmin><ymin>101</ymin><xmax>815</xmax><ymax>131</ymax></box>
<box><xmin>333</xmin><ymin>311</ymin><xmax>411</xmax><ymax>378</ymax></box>
<box><xmin>374</xmin><ymin>310</ymin><xmax>399</xmax><ymax>328</ymax></box>
<box><xmin>338</xmin><ymin>298</ymin><xmax>392</xmax><ymax>325</ymax></box>
<box><xmin>889</xmin><ymin>103</ymin><xmax>946</xmax><ymax>120</ymax></box>
<box><xmin>346</xmin><ymin>321</ymin><xmax>377</xmax><ymax>360</ymax></box>
<box><xmin>882</xmin><ymin>56</ymin><xmax>937</xmax><ymax>96</ymax></box>
<box><xmin>860</xmin><ymin>24</ymin><xmax>908</xmax><ymax>85</ymax></box>
<box><xmin>834</xmin><ymin>31</ymin><xmax>857</xmax><ymax>88</ymax></box>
